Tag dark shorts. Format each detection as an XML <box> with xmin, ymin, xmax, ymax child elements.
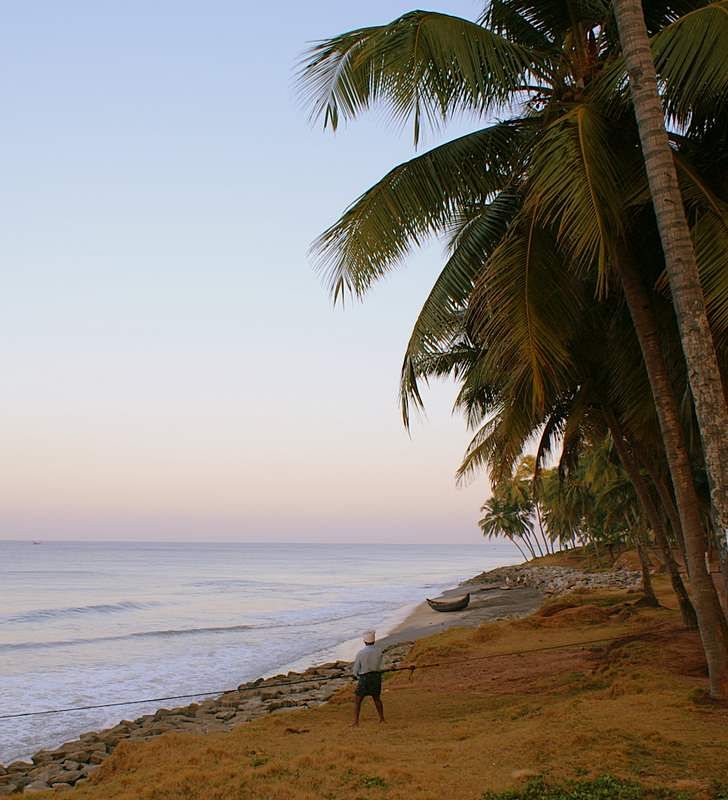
<box><xmin>355</xmin><ymin>672</ymin><xmax>382</xmax><ymax>698</ymax></box>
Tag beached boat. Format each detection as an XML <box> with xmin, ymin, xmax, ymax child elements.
<box><xmin>426</xmin><ymin>593</ymin><xmax>470</xmax><ymax>613</ymax></box>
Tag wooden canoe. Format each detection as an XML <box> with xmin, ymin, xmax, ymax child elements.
<box><xmin>426</xmin><ymin>593</ymin><xmax>470</xmax><ymax>613</ymax></box>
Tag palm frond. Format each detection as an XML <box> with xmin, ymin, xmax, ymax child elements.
<box><xmin>482</xmin><ymin>0</ymin><xmax>609</xmax><ymax>40</ymax></box>
<box><xmin>399</xmin><ymin>189</ymin><xmax>521</xmax><ymax>426</ymax></box>
<box><xmin>468</xmin><ymin>214</ymin><xmax>581</xmax><ymax>414</ymax></box>
<box><xmin>558</xmin><ymin>414</ymin><xmax>586</xmax><ymax>481</ymax></box>
<box><xmin>693</xmin><ymin>211</ymin><xmax>728</xmax><ymax>343</ymax></box>
<box><xmin>401</xmin><ymin>335</ymin><xmax>481</xmax><ymax>414</ymax></box>
<box><xmin>312</xmin><ymin>121</ymin><xmax>530</xmax><ymax>301</ymax></box>
<box><xmin>640</xmin><ymin>0</ymin><xmax>707</xmax><ymax>35</ymax></box>
<box><xmin>480</xmin><ymin>0</ymin><xmax>556</xmax><ymax>49</ymax></box>
<box><xmin>533</xmin><ymin>383</ymin><xmax>593</xmax><ymax>476</ymax></box>
<box><xmin>651</xmin><ymin>1</ymin><xmax>728</xmax><ymax>130</ymax></box>
<box><xmin>534</xmin><ymin>408</ymin><xmax>567</xmax><ymax>476</ymax></box>
<box><xmin>674</xmin><ymin>151</ymin><xmax>727</xmax><ymax>218</ymax></box>
<box><xmin>453</xmin><ymin>352</ymin><xmax>503</xmax><ymax>429</ymax></box>
<box><xmin>457</xmin><ymin>398</ymin><xmax>538</xmax><ymax>485</ymax></box>
<box><xmin>523</xmin><ymin>104</ymin><xmax>626</xmax><ymax>285</ymax></box>
<box><xmin>601</xmin><ymin>299</ymin><xmax>657</xmax><ymax>432</ymax></box>
<box><xmin>298</xmin><ymin>10</ymin><xmax>543</xmax><ymax>140</ymax></box>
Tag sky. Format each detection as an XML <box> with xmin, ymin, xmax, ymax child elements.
<box><xmin>0</xmin><ymin>0</ymin><xmax>495</xmax><ymax>543</ymax></box>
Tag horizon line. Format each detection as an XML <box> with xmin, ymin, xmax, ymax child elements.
<box><xmin>0</xmin><ymin>538</ymin><xmax>496</xmax><ymax>547</ymax></box>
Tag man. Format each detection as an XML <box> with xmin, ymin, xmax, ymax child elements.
<box><xmin>351</xmin><ymin>630</ymin><xmax>385</xmax><ymax>726</ymax></box>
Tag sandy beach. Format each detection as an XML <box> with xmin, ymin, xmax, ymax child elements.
<box><xmin>378</xmin><ymin>580</ymin><xmax>543</xmax><ymax>649</ymax></box>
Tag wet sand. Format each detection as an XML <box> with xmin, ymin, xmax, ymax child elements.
<box><xmin>378</xmin><ymin>580</ymin><xmax>543</xmax><ymax>648</ymax></box>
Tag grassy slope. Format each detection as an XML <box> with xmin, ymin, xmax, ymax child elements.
<box><xmin>46</xmin><ymin>579</ymin><xmax>728</xmax><ymax>800</ymax></box>
<box><xmin>524</xmin><ymin>545</ymin><xmax>654</xmax><ymax>572</ymax></box>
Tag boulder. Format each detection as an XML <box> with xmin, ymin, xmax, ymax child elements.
<box><xmin>145</xmin><ymin>722</ymin><xmax>177</xmax><ymax>736</ymax></box>
<box><xmin>266</xmin><ymin>699</ymin><xmax>298</xmax><ymax>712</ymax></box>
<box><xmin>288</xmin><ymin>682</ymin><xmax>322</xmax><ymax>694</ymax></box>
<box><xmin>218</xmin><ymin>693</ymin><xmax>241</xmax><ymax>707</ymax></box>
<box><xmin>6</xmin><ymin>764</ymin><xmax>31</xmax><ymax>775</ymax></box>
<box><xmin>29</xmin><ymin>753</ymin><xmax>53</xmax><ymax>768</ymax></box>
<box><xmin>27</xmin><ymin>765</ymin><xmax>65</xmax><ymax>785</ymax></box>
<box><xmin>95</xmin><ymin>733</ymin><xmax>124</xmax><ymax>748</ymax></box>
<box><xmin>53</xmin><ymin>769</ymin><xmax>85</xmax><ymax>786</ymax></box>
<box><xmin>107</xmin><ymin>723</ymin><xmax>131</xmax><ymax>734</ymax></box>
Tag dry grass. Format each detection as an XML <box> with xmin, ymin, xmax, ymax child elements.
<box><xmin>527</xmin><ymin>545</ymin><xmax>670</xmax><ymax>573</ymax></box>
<box><xmin>43</xmin><ymin>580</ymin><xmax>728</xmax><ymax>800</ymax></box>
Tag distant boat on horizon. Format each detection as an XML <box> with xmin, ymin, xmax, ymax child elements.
<box><xmin>32</xmin><ymin>540</ymin><xmax>42</xmax><ymax>545</ymax></box>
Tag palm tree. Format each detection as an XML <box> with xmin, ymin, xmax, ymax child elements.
<box><xmin>612</xmin><ymin>0</ymin><xmax>728</xmax><ymax>693</ymax></box>
<box><xmin>300</xmin><ymin>1</ymin><xmax>728</xmax><ymax>696</ymax></box>
<box><xmin>516</xmin><ymin>455</ymin><xmax>554</xmax><ymax>555</ymax></box>
<box><xmin>480</xmin><ymin>456</ymin><xmax>555</xmax><ymax>558</ymax></box>
<box><xmin>478</xmin><ymin>493</ymin><xmax>534</xmax><ymax>560</ymax></box>
<box><xmin>612</xmin><ymin>0</ymin><xmax>728</xmax><ymax>582</ymax></box>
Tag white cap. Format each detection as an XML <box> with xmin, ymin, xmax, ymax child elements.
<box><xmin>363</xmin><ymin>630</ymin><xmax>376</xmax><ymax>644</ymax></box>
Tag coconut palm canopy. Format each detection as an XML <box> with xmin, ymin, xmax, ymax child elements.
<box><xmin>299</xmin><ymin>0</ymin><xmax>728</xmax><ymax>477</ymax></box>
<box><xmin>300</xmin><ymin>0</ymin><xmax>728</xmax><ymax>694</ymax></box>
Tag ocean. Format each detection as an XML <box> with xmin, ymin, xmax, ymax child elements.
<box><xmin>0</xmin><ymin>539</ymin><xmax>518</xmax><ymax>763</ymax></box>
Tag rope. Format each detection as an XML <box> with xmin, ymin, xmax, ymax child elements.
<box><xmin>0</xmin><ymin>673</ymin><xmax>341</xmax><ymax>721</ymax></box>
<box><xmin>0</xmin><ymin>633</ymin><xmax>643</xmax><ymax>721</ymax></box>
<box><xmin>384</xmin><ymin>631</ymin><xmax>649</xmax><ymax>676</ymax></box>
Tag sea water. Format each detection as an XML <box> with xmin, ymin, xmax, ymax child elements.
<box><xmin>0</xmin><ymin>540</ymin><xmax>518</xmax><ymax>762</ymax></box>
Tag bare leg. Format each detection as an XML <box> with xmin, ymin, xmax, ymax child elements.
<box><xmin>351</xmin><ymin>693</ymin><xmax>363</xmax><ymax>727</ymax></box>
<box><xmin>373</xmin><ymin>696</ymin><xmax>385</xmax><ymax>723</ymax></box>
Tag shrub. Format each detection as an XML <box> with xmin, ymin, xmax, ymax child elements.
<box><xmin>482</xmin><ymin>775</ymin><xmax>690</xmax><ymax>800</ymax></box>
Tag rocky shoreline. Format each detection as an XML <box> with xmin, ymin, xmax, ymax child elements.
<box><xmin>0</xmin><ymin>643</ymin><xmax>411</xmax><ymax>795</ymax></box>
<box><xmin>465</xmin><ymin>563</ymin><xmax>642</xmax><ymax>595</ymax></box>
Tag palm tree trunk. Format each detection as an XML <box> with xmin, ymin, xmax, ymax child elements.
<box><xmin>591</xmin><ymin>538</ymin><xmax>601</xmax><ymax>565</ymax></box>
<box><xmin>718</xmin><ymin>538</ymin><xmax>728</xmax><ymax>615</ymax></box>
<box><xmin>642</xmin><ymin>461</ymin><xmax>688</xmax><ymax>570</ymax></box>
<box><xmin>634</xmin><ymin>528</ymin><xmax>660</xmax><ymax>607</ymax></box>
<box><xmin>520</xmin><ymin>534</ymin><xmax>537</xmax><ymax>560</ymax></box>
<box><xmin>534</xmin><ymin>503</ymin><xmax>552</xmax><ymax>554</ymax></box>
<box><xmin>614</xmin><ymin>249</ymin><xmax>728</xmax><ymax>698</ymax></box>
<box><xmin>529</xmin><ymin>530</ymin><xmax>544</xmax><ymax>558</ymax></box>
<box><xmin>604</xmin><ymin>409</ymin><xmax>697</xmax><ymax>627</ymax></box>
<box><xmin>613</xmin><ymin>0</ymin><xmax>728</xmax><ymax>618</ymax></box>
<box><xmin>509</xmin><ymin>536</ymin><xmax>528</xmax><ymax>562</ymax></box>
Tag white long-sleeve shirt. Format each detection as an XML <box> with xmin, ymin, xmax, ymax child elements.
<box><xmin>352</xmin><ymin>644</ymin><xmax>383</xmax><ymax>677</ymax></box>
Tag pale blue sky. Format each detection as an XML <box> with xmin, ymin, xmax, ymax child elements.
<box><xmin>0</xmin><ymin>0</ymin><xmax>494</xmax><ymax>543</ymax></box>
